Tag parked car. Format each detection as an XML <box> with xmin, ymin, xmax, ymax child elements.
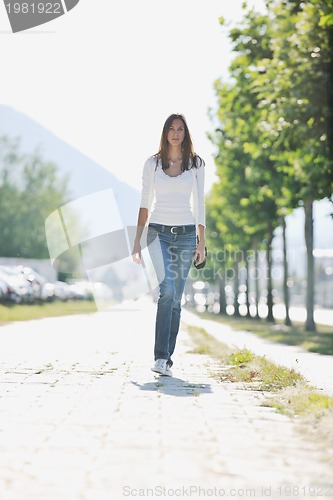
<box><xmin>0</xmin><ymin>264</ymin><xmax>102</xmax><ymax>305</ymax></box>
<box><xmin>0</xmin><ymin>278</ymin><xmax>12</xmax><ymax>303</ymax></box>
<box><xmin>16</xmin><ymin>265</ymin><xmax>48</xmax><ymax>301</ymax></box>
<box><xmin>0</xmin><ymin>265</ymin><xmax>34</xmax><ymax>303</ymax></box>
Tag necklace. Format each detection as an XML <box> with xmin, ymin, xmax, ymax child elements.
<box><xmin>168</xmin><ymin>156</ymin><xmax>183</xmax><ymax>166</ymax></box>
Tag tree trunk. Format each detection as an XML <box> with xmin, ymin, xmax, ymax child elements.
<box><xmin>328</xmin><ymin>25</ymin><xmax>333</xmax><ymax>163</ymax></box>
<box><xmin>245</xmin><ymin>256</ymin><xmax>251</xmax><ymax>317</ymax></box>
<box><xmin>254</xmin><ymin>247</ymin><xmax>260</xmax><ymax>319</ymax></box>
<box><xmin>282</xmin><ymin>216</ymin><xmax>292</xmax><ymax>326</ymax></box>
<box><xmin>266</xmin><ymin>223</ymin><xmax>274</xmax><ymax>323</ymax></box>
<box><xmin>233</xmin><ymin>255</ymin><xmax>240</xmax><ymax>317</ymax></box>
<box><xmin>304</xmin><ymin>198</ymin><xmax>316</xmax><ymax>332</ymax></box>
<box><xmin>218</xmin><ymin>274</ymin><xmax>227</xmax><ymax>315</ymax></box>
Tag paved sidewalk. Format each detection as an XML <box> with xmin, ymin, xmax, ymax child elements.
<box><xmin>0</xmin><ymin>297</ymin><xmax>332</xmax><ymax>500</ymax></box>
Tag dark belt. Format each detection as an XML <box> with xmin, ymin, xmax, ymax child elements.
<box><xmin>149</xmin><ymin>223</ymin><xmax>195</xmax><ymax>234</ymax></box>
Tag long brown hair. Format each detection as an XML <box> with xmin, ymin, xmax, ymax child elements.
<box><xmin>154</xmin><ymin>114</ymin><xmax>204</xmax><ymax>171</ymax></box>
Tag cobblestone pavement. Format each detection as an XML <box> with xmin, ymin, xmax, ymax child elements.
<box><xmin>0</xmin><ymin>297</ymin><xmax>332</xmax><ymax>500</ymax></box>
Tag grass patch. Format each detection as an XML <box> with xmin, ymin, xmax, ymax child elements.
<box><xmin>186</xmin><ymin>324</ymin><xmax>333</xmax><ymax>447</ymax></box>
<box><xmin>187</xmin><ymin>325</ymin><xmax>232</xmax><ymax>360</ymax></box>
<box><xmin>270</xmin><ymin>384</ymin><xmax>333</xmax><ymax>418</ymax></box>
<box><xmin>187</xmin><ymin>325</ymin><xmax>304</xmax><ymax>391</ymax></box>
<box><xmin>267</xmin><ymin>383</ymin><xmax>333</xmax><ymax>448</ymax></box>
<box><xmin>0</xmin><ymin>300</ymin><xmax>97</xmax><ymax>324</ymax></box>
<box><xmin>229</xmin><ymin>352</ymin><xmax>304</xmax><ymax>389</ymax></box>
<box><xmin>195</xmin><ymin>310</ymin><xmax>333</xmax><ymax>356</ymax></box>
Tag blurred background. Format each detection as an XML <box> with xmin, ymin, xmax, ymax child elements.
<box><xmin>0</xmin><ymin>0</ymin><xmax>332</xmax><ymax>334</ymax></box>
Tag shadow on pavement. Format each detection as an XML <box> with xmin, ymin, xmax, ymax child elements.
<box><xmin>131</xmin><ymin>378</ymin><xmax>212</xmax><ymax>397</ymax></box>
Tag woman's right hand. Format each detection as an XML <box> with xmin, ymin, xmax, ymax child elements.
<box><xmin>132</xmin><ymin>241</ymin><xmax>142</xmax><ymax>265</ymax></box>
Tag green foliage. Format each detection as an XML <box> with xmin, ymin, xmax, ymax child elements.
<box><xmin>0</xmin><ymin>135</ymin><xmax>69</xmax><ymax>258</ymax></box>
<box><xmin>229</xmin><ymin>349</ymin><xmax>254</xmax><ymax>366</ymax></box>
<box><xmin>218</xmin><ymin>2</ymin><xmax>331</xmax><ymax>190</ymax></box>
<box><xmin>207</xmin><ymin>5</ymin><xmax>282</xmax><ymax>265</ymax></box>
<box><xmin>206</xmin><ymin>0</ymin><xmax>333</xmax><ymax>326</ymax></box>
<box><xmin>269</xmin><ymin>383</ymin><xmax>333</xmax><ymax>423</ymax></box>
<box><xmin>257</xmin><ymin>358</ymin><xmax>303</xmax><ymax>390</ymax></box>
<box><xmin>255</xmin><ymin>0</ymin><xmax>333</xmax><ymax>201</ymax></box>
<box><xmin>188</xmin><ymin>323</ymin><xmax>304</xmax><ymax>391</ymax></box>
<box><xmin>210</xmin><ymin>0</ymin><xmax>332</xmax><ymax>221</ymax></box>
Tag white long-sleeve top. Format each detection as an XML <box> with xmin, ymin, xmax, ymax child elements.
<box><xmin>140</xmin><ymin>155</ymin><xmax>205</xmax><ymax>227</ymax></box>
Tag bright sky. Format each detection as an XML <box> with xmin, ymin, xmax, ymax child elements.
<box><xmin>1</xmin><ymin>0</ymin><xmax>266</xmax><ymax>193</ymax></box>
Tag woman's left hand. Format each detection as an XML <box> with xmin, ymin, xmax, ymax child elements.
<box><xmin>194</xmin><ymin>240</ymin><xmax>206</xmax><ymax>266</ymax></box>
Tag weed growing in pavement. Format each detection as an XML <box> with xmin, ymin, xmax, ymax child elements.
<box><xmin>229</xmin><ymin>349</ymin><xmax>254</xmax><ymax>366</ymax></box>
<box><xmin>266</xmin><ymin>382</ymin><xmax>333</xmax><ymax>451</ymax></box>
<box><xmin>186</xmin><ymin>325</ymin><xmax>304</xmax><ymax>391</ymax></box>
<box><xmin>186</xmin><ymin>323</ymin><xmax>333</xmax><ymax>446</ymax></box>
<box><xmin>229</xmin><ymin>352</ymin><xmax>303</xmax><ymax>390</ymax></box>
<box><xmin>270</xmin><ymin>383</ymin><xmax>333</xmax><ymax>417</ymax></box>
<box><xmin>186</xmin><ymin>325</ymin><xmax>233</xmax><ymax>361</ymax></box>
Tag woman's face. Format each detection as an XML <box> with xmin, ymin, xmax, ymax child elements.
<box><xmin>167</xmin><ymin>118</ymin><xmax>185</xmax><ymax>148</ymax></box>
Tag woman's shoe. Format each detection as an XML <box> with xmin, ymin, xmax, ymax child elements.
<box><xmin>151</xmin><ymin>359</ymin><xmax>173</xmax><ymax>377</ymax></box>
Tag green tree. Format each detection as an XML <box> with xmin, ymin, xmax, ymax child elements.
<box><xmin>209</xmin><ymin>0</ymin><xmax>333</xmax><ymax>331</ymax></box>
<box><xmin>254</xmin><ymin>0</ymin><xmax>333</xmax><ymax>330</ymax></box>
<box><xmin>208</xmin><ymin>9</ymin><xmax>281</xmax><ymax>322</ymax></box>
<box><xmin>0</xmin><ymin>135</ymin><xmax>69</xmax><ymax>259</ymax></box>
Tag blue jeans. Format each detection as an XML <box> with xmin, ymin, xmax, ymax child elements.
<box><xmin>147</xmin><ymin>223</ymin><xmax>196</xmax><ymax>366</ymax></box>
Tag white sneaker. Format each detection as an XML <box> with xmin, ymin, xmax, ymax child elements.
<box><xmin>164</xmin><ymin>364</ymin><xmax>173</xmax><ymax>377</ymax></box>
<box><xmin>151</xmin><ymin>359</ymin><xmax>173</xmax><ymax>377</ymax></box>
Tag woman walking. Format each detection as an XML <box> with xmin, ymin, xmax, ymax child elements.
<box><xmin>132</xmin><ymin>113</ymin><xmax>206</xmax><ymax>376</ymax></box>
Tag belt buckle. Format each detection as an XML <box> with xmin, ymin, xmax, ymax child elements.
<box><xmin>171</xmin><ymin>226</ymin><xmax>178</xmax><ymax>234</ymax></box>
